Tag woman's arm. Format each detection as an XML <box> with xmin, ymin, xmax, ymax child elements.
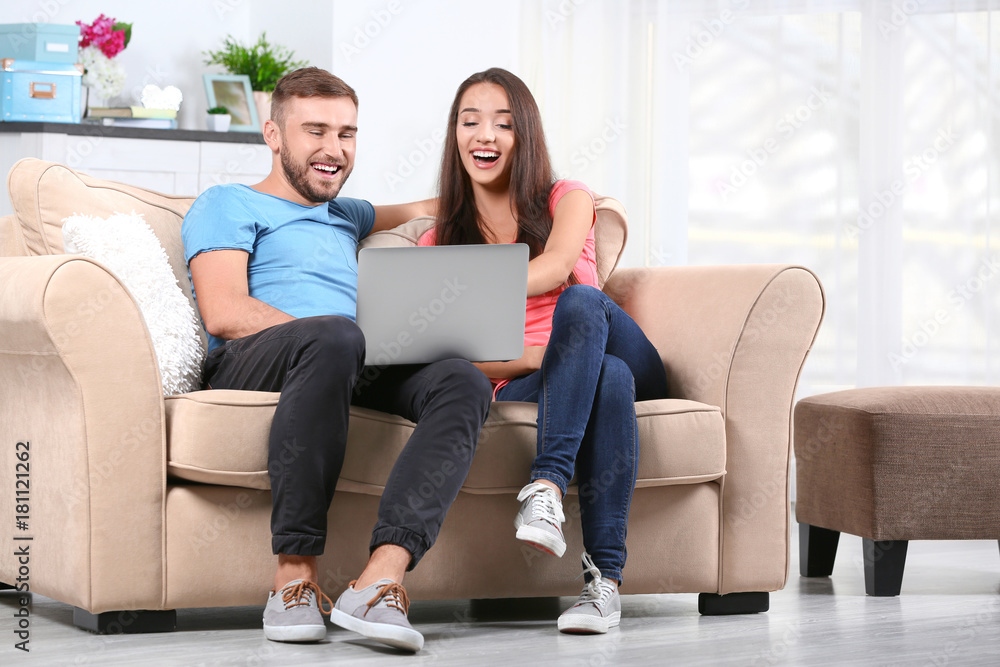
<box><xmin>370</xmin><ymin>199</ymin><xmax>439</xmax><ymax>235</ymax></box>
<box><xmin>473</xmin><ymin>345</ymin><xmax>546</xmax><ymax>380</ymax></box>
<box><xmin>526</xmin><ymin>189</ymin><xmax>594</xmax><ymax>297</ymax></box>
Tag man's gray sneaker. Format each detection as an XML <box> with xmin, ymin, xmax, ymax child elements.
<box><xmin>329</xmin><ymin>579</ymin><xmax>424</xmax><ymax>652</ymax></box>
<box><xmin>515</xmin><ymin>481</ymin><xmax>567</xmax><ymax>557</ymax></box>
<box><xmin>558</xmin><ymin>552</ymin><xmax>621</xmax><ymax>634</ymax></box>
<box><xmin>263</xmin><ymin>579</ymin><xmax>331</xmax><ymax>642</ymax></box>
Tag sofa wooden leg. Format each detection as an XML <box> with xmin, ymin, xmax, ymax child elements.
<box><xmin>863</xmin><ymin>538</ymin><xmax>908</xmax><ymax>597</ymax></box>
<box><xmin>799</xmin><ymin>523</ymin><xmax>841</xmax><ymax>577</ymax></box>
<box><xmin>469</xmin><ymin>597</ymin><xmax>561</xmax><ymax>621</ymax></box>
<box><xmin>698</xmin><ymin>592</ymin><xmax>769</xmax><ymax>615</ymax></box>
<box><xmin>0</xmin><ymin>581</ymin><xmax>14</xmax><ymax>591</ymax></box>
<box><xmin>73</xmin><ymin>608</ymin><xmax>176</xmax><ymax>634</ymax></box>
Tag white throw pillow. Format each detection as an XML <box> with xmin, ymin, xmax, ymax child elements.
<box><xmin>62</xmin><ymin>211</ymin><xmax>204</xmax><ymax>396</ymax></box>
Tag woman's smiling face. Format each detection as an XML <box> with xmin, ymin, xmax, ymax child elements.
<box><xmin>455</xmin><ymin>82</ymin><xmax>516</xmax><ymax>191</ymax></box>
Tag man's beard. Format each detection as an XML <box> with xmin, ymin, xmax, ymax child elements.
<box><xmin>280</xmin><ymin>150</ymin><xmax>352</xmax><ymax>204</ymax></box>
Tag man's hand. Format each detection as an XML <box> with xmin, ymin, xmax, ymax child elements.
<box><xmin>189</xmin><ymin>249</ymin><xmax>294</xmax><ymax>340</ymax></box>
<box><xmin>370</xmin><ymin>199</ymin><xmax>438</xmax><ymax>235</ymax></box>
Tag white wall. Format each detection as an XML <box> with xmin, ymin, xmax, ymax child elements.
<box><xmin>0</xmin><ymin>0</ymin><xmax>517</xmax><ymax>203</ymax></box>
<box><xmin>329</xmin><ymin>0</ymin><xmax>521</xmax><ymax>203</ymax></box>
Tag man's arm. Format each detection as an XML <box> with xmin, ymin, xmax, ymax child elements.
<box><xmin>189</xmin><ymin>249</ymin><xmax>294</xmax><ymax>340</ymax></box>
<box><xmin>370</xmin><ymin>199</ymin><xmax>438</xmax><ymax>235</ymax></box>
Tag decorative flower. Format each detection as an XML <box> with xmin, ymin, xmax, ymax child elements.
<box><xmin>77</xmin><ymin>14</ymin><xmax>132</xmax><ymax>59</ymax></box>
<box><xmin>99</xmin><ymin>29</ymin><xmax>126</xmax><ymax>59</ymax></box>
<box><xmin>76</xmin><ymin>14</ymin><xmax>132</xmax><ymax>102</ymax></box>
<box><xmin>80</xmin><ymin>45</ymin><xmax>127</xmax><ymax>100</ymax></box>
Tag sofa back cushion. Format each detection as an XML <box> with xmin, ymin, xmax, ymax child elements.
<box><xmin>7</xmin><ymin>157</ymin><xmax>197</xmax><ymax>303</ymax></box>
<box><xmin>6</xmin><ymin>157</ymin><xmax>629</xmax><ymax>299</ymax></box>
<box><xmin>360</xmin><ymin>196</ymin><xmax>628</xmax><ymax>288</ymax></box>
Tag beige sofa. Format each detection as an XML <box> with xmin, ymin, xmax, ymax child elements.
<box><xmin>0</xmin><ymin>158</ymin><xmax>824</xmax><ymax>632</ymax></box>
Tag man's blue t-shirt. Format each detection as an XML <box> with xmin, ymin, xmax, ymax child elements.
<box><xmin>181</xmin><ymin>184</ymin><xmax>375</xmax><ymax>351</ymax></box>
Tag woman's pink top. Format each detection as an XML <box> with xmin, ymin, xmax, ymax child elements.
<box><xmin>418</xmin><ymin>180</ymin><xmax>599</xmax><ymax>398</ymax></box>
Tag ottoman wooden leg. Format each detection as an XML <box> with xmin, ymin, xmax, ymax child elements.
<box><xmin>799</xmin><ymin>523</ymin><xmax>840</xmax><ymax>577</ymax></box>
<box><xmin>863</xmin><ymin>538</ymin><xmax>908</xmax><ymax>596</ymax></box>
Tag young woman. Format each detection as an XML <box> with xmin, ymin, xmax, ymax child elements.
<box><xmin>384</xmin><ymin>68</ymin><xmax>669</xmax><ymax>634</ymax></box>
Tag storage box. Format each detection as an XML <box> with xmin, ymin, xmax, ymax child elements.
<box><xmin>1</xmin><ymin>59</ymin><xmax>82</xmax><ymax>124</ymax></box>
<box><xmin>0</xmin><ymin>23</ymin><xmax>80</xmax><ymax>64</ymax></box>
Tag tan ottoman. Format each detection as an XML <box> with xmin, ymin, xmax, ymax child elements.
<box><xmin>793</xmin><ymin>387</ymin><xmax>1000</xmax><ymax>596</ymax></box>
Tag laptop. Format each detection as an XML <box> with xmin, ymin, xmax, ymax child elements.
<box><xmin>356</xmin><ymin>244</ymin><xmax>529</xmax><ymax>366</ymax></box>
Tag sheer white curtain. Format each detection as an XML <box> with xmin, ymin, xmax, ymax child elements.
<box><xmin>519</xmin><ymin>0</ymin><xmax>1000</xmax><ymax>395</ymax></box>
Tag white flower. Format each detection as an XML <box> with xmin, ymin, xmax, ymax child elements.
<box><xmin>80</xmin><ymin>45</ymin><xmax>127</xmax><ymax>100</ymax></box>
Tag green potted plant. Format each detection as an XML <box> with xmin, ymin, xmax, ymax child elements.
<box><xmin>203</xmin><ymin>33</ymin><xmax>307</xmax><ymax>123</ymax></box>
<box><xmin>206</xmin><ymin>106</ymin><xmax>231</xmax><ymax>132</ymax></box>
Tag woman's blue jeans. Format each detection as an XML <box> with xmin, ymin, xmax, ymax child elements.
<box><xmin>495</xmin><ymin>285</ymin><xmax>669</xmax><ymax>584</ymax></box>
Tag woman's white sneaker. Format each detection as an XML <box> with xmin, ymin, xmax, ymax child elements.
<box><xmin>557</xmin><ymin>552</ymin><xmax>621</xmax><ymax>634</ymax></box>
<box><xmin>514</xmin><ymin>482</ymin><xmax>567</xmax><ymax>557</ymax></box>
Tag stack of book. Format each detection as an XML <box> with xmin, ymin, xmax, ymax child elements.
<box><xmin>86</xmin><ymin>106</ymin><xmax>178</xmax><ymax>129</ymax></box>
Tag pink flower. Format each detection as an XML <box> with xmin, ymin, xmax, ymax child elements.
<box><xmin>77</xmin><ymin>14</ymin><xmax>129</xmax><ymax>58</ymax></box>
<box><xmin>99</xmin><ymin>29</ymin><xmax>126</xmax><ymax>59</ymax></box>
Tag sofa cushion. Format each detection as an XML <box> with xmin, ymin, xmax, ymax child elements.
<box><xmin>62</xmin><ymin>211</ymin><xmax>205</xmax><ymax>395</ymax></box>
<box><xmin>166</xmin><ymin>390</ymin><xmax>726</xmax><ymax>493</ymax></box>
<box><xmin>358</xmin><ymin>193</ymin><xmax>627</xmax><ymax>289</ymax></box>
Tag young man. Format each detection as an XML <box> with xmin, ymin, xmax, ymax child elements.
<box><xmin>182</xmin><ymin>67</ymin><xmax>492</xmax><ymax>653</ymax></box>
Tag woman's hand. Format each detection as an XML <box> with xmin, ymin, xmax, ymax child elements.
<box><xmin>473</xmin><ymin>345</ymin><xmax>547</xmax><ymax>379</ymax></box>
<box><xmin>521</xmin><ymin>345</ymin><xmax>547</xmax><ymax>372</ymax></box>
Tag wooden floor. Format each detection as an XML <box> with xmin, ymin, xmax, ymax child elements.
<box><xmin>2</xmin><ymin>528</ymin><xmax>999</xmax><ymax>666</ymax></box>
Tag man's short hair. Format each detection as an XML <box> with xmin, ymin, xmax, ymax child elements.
<box><xmin>270</xmin><ymin>67</ymin><xmax>358</xmax><ymax>129</ymax></box>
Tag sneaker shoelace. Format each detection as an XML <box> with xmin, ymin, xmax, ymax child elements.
<box><xmin>518</xmin><ymin>482</ymin><xmax>566</xmax><ymax>525</ymax></box>
<box><xmin>576</xmin><ymin>552</ymin><xmax>617</xmax><ymax>611</ymax></box>
<box><xmin>353</xmin><ymin>579</ymin><xmax>411</xmax><ymax>616</ymax></box>
<box><xmin>278</xmin><ymin>580</ymin><xmax>333</xmax><ymax>616</ymax></box>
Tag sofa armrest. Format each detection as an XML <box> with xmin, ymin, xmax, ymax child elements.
<box><xmin>603</xmin><ymin>264</ymin><xmax>825</xmax><ymax>593</ymax></box>
<box><xmin>0</xmin><ymin>214</ymin><xmax>23</xmax><ymax>257</ymax></box>
<box><xmin>0</xmin><ymin>255</ymin><xmax>167</xmax><ymax>612</ymax></box>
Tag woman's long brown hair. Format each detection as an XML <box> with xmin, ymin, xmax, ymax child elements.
<box><xmin>436</xmin><ymin>68</ymin><xmax>577</xmax><ymax>284</ymax></box>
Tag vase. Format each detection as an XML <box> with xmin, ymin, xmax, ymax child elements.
<box><xmin>253</xmin><ymin>91</ymin><xmax>271</xmax><ymax>128</ymax></box>
<box><xmin>82</xmin><ymin>87</ymin><xmax>107</xmax><ymax>120</ymax></box>
<box><xmin>206</xmin><ymin>114</ymin><xmax>232</xmax><ymax>132</ymax></box>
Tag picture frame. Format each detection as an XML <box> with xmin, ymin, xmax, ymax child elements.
<box><xmin>202</xmin><ymin>74</ymin><xmax>260</xmax><ymax>133</ymax></box>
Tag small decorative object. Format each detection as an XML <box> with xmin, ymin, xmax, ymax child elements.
<box><xmin>206</xmin><ymin>106</ymin><xmax>231</xmax><ymax>132</ymax></box>
<box><xmin>76</xmin><ymin>14</ymin><xmax>131</xmax><ymax>110</ymax></box>
<box><xmin>140</xmin><ymin>84</ymin><xmax>183</xmax><ymax>111</ymax></box>
<box><xmin>203</xmin><ymin>74</ymin><xmax>259</xmax><ymax>133</ymax></box>
<box><xmin>203</xmin><ymin>32</ymin><xmax>307</xmax><ymax>123</ymax></box>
